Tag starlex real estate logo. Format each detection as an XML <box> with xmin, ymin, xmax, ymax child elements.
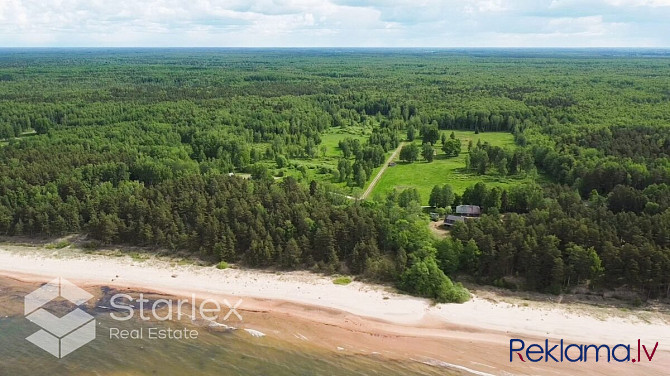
<box><xmin>24</xmin><ymin>277</ymin><xmax>96</xmax><ymax>358</ymax></box>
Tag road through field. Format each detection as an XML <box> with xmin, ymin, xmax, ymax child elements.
<box><xmin>360</xmin><ymin>142</ymin><xmax>406</xmax><ymax>199</ymax></box>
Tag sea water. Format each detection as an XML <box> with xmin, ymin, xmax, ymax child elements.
<box><xmin>0</xmin><ymin>277</ymin><xmax>455</xmax><ymax>376</ymax></box>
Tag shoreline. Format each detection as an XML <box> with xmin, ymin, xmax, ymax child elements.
<box><xmin>1</xmin><ymin>243</ymin><xmax>670</xmax><ymax>375</ymax></box>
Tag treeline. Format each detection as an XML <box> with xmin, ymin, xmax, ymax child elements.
<box><xmin>436</xmin><ymin>181</ymin><xmax>670</xmax><ymax>297</ymax></box>
<box><xmin>466</xmin><ymin>141</ymin><xmax>535</xmax><ymax>176</ymax></box>
<box><xmin>430</xmin><ymin>182</ymin><xmax>543</xmax><ymax>215</ymax></box>
<box><xmin>0</xmin><ymin>168</ymin><xmax>467</xmax><ymax>302</ymax></box>
<box><xmin>526</xmin><ymin>124</ymin><xmax>670</xmax><ymax>196</ymax></box>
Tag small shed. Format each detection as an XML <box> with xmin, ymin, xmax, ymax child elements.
<box><xmin>444</xmin><ymin>215</ymin><xmax>465</xmax><ymax>226</ymax></box>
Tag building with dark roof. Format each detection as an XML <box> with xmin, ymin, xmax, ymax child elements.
<box><xmin>456</xmin><ymin>205</ymin><xmax>481</xmax><ymax>217</ymax></box>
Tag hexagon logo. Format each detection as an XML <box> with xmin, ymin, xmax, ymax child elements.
<box><xmin>24</xmin><ymin>277</ymin><xmax>95</xmax><ymax>358</ymax></box>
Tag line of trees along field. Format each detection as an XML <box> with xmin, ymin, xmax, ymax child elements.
<box><xmin>0</xmin><ymin>49</ymin><xmax>669</xmax><ymax>301</ymax></box>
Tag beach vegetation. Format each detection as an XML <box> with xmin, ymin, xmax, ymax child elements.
<box><xmin>45</xmin><ymin>240</ymin><xmax>71</xmax><ymax>249</ymax></box>
<box><xmin>333</xmin><ymin>276</ymin><xmax>352</xmax><ymax>285</ymax></box>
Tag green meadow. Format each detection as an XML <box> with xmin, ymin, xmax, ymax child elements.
<box><xmin>319</xmin><ymin>127</ymin><xmax>370</xmax><ymax>158</ymax></box>
<box><xmin>278</xmin><ymin>126</ymin><xmax>376</xmax><ymax>195</ymax></box>
<box><xmin>372</xmin><ymin>131</ymin><xmax>529</xmax><ymax>204</ymax></box>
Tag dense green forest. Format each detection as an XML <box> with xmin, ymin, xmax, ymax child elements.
<box><xmin>0</xmin><ymin>48</ymin><xmax>668</xmax><ymax>302</ymax></box>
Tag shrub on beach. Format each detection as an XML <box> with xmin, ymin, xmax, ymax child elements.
<box><xmin>45</xmin><ymin>240</ymin><xmax>71</xmax><ymax>249</ymax></box>
<box><xmin>333</xmin><ymin>276</ymin><xmax>352</xmax><ymax>285</ymax></box>
<box><xmin>216</xmin><ymin>261</ymin><xmax>229</xmax><ymax>270</ymax></box>
<box><xmin>398</xmin><ymin>248</ymin><xmax>470</xmax><ymax>304</ymax></box>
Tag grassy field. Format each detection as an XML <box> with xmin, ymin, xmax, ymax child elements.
<box><xmin>372</xmin><ymin>131</ymin><xmax>530</xmax><ymax>205</ymax></box>
<box><xmin>319</xmin><ymin>127</ymin><xmax>369</xmax><ymax>158</ymax></box>
<box><xmin>270</xmin><ymin>125</ymin><xmax>377</xmax><ymax>196</ymax></box>
<box><xmin>263</xmin><ymin>128</ymin><xmax>526</xmax><ymax>202</ymax></box>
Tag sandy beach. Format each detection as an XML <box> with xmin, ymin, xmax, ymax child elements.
<box><xmin>1</xmin><ymin>243</ymin><xmax>669</xmax><ymax>375</ymax></box>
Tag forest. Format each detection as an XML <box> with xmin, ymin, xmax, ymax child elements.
<box><xmin>0</xmin><ymin>48</ymin><xmax>668</xmax><ymax>302</ymax></box>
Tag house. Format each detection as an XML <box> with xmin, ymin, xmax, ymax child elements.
<box><xmin>456</xmin><ymin>205</ymin><xmax>481</xmax><ymax>217</ymax></box>
<box><xmin>444</xmin><ymin>215</ymin><xmax>465</xmax><ymax>226</ymax></box>
<box><xmin>444</xmin><ymin>205</ymin><xmax>482</xmax><ymax>227</ymax></box>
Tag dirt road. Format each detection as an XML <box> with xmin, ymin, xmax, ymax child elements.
<box><xmin>360</xmin><ymin>142</ymin><xmax>405</xmax><ymax>199</ymax></box>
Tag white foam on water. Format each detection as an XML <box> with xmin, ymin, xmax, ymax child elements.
<box><xmin>244</xmin><ymin>328</ymin><xmax>266</xmax><ymax>338</ymax></box>
<box><xmin>208</xmin><ymin>321</ymin><xmax>236</xmax><ymax>330</ymax></box>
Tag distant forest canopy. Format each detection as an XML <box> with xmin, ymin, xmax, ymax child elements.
<box><xmin>0</xmin><ymin>49</ymin><xmax>668</xmax><ymax>301</ymax></box>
